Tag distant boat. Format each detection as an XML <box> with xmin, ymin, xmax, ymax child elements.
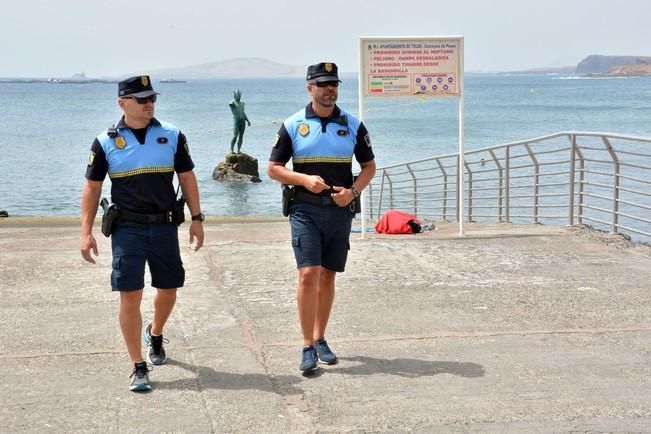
<box><xmin>160</xmin><ymin>78</ymin><xmax>186</xmax><ymax>83</ymax></box>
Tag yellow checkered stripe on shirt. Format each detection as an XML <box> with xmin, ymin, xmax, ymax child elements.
<box><xmin>292</xmin><ymin>156</ymin><xmax>352</xmax><ymax>164</ymax></box>
<box><xmin>109</xmin><ymin>165</ymin><xmax>175</xmax><ymax>179</ymax></box>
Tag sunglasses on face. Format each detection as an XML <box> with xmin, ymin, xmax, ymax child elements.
<box><xmin>315</xmin><ymin>81</ymin><xmax>339</xmax><ymax>88</ymax></box>
<box><xmin>122</xmin><ymin>95</ymin><xmax>157</xmax><ymax>104</ymax></box>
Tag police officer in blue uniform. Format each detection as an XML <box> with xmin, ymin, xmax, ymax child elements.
<box><xmin>268</xmin><ymin>62</ymin><xmax>376</xmax><ymax>374</ymax></box>
<box><xmin>80</xmin><ymin>75</ymin><xmax>205</xmax><ymax>392</ymax></box>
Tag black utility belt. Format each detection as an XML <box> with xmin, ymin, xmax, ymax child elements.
<box><xmin>120</xmin><ymin>209</ymin><xmax>174</xmax><ymax>224</ymax></box>
<box><xmin>281</xmin><ymin>187</ymin><xmax>360</xmax><ymax>217</ymax></box>
<box><xmin>101</xmin><ymin>197</ymin><xmax>185</xmax><ymax>237</ymax></box>
<box><xmin>292</xmin><ymin>189</ymin><xmax>361</xmax><ymax>214</ymax></box>
<box><xmin>293</xmin><ymin>190</ymin><xmax>337</xmax><ymax>206</ymax></box>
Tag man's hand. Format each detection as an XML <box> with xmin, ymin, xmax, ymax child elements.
<box><xmin>303</xmin><ymin>175</ymin><xmax>330</xmax><ymax>194</ymax></box>
<box><xmin>330</xmin><ymin>186</ymin><xmax>355</xmax><ymax>207</ymax></box>
<box><xmin>189</xmin><ymin>221</ymin><xmax>204</xmax><ymax>251</ymax></box>
<box><xmin>80</xmin><ymin>233</ymin><xmax>99</xmax><ymax>264</ymax></box>
<box><xmin>246</xmin><ymin>120</ymin><xmax>251</xmax><ymax>126</ymax></box>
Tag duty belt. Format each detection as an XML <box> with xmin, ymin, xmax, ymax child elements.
<box><xmin>293</xmin><ymin>189</ymin><xmax>337</xmax><ymax>206</ymax></box>
<box><xmin>120</xmin><ymin>209</ymin><xmax>173</xmax><ymax>224</ymax></box>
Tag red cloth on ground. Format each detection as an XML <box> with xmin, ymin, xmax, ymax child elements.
<box><xmin>375</xmin><ymin>210</ymin><xmax>421</xmax><ymax>234</ymax></box>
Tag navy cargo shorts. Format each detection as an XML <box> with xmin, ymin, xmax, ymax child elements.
<box><xmin>110</xmin><ymin>221</ymin><xmax>185</xmax><ymax>291</ymax></box>
<box><xmin>289</xmin><ymin>202</ymin><xmax>354</xmax><ymax>272</ymax></box>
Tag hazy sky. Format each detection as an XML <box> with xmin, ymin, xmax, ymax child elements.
<box><xmin>3</xmin><ymin>0</ymin><xmax>649</xmax><ymax>77</ymax></box>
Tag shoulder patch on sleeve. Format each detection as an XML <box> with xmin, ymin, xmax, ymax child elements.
<box><xmin>364</xmin><ymin>133</ymin><xmax>372</xmax><ymax>147</ymax></box>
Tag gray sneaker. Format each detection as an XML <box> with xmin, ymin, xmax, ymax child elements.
<box><xmin>144</xmin><ymin>323</ymin><xmax>167</xmax><ymax>365</ymax></box>
<box><xmin>129</xmin><ymin>361</ymin><xmax>151</xmax><ymax>392</ymax></box>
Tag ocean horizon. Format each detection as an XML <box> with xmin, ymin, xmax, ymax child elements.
<box><xmin>1</xmin><ymin>74</ymin><xmax>650</xmax><ymax>218</ymax></box>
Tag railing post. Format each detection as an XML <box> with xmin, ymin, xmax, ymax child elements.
<box><xmin>568</xmin><ymin>134</ymin><xmax>576</xmax><ymax>226</ymax></box>
<box><xmin>602</xmin><ymin>137</ymin><xmax>620</xmax><ymax>233</ymax></box>
<box><xmin>436</xmin><ymin>158</ymin><xmax>448</xmax><ymax>221</ymax></box>
<box><xmin>406</xmin><ymin>164</ymin><xmax>417</xmax><ymax>216</ymax></box>
<box><xmin>465</xmin><ymin>160</ymin><xmax>473</xmax><ymax>222</ymax></box>
<box><xmin>489</xmin><ymin>150</ymin><xmax>503</xmax><ymax>223</ymax></box>
<box><xmin>388</xmin><ymin>177</ymin><xmax>394</xmax><ymax>209</ymax></box>
<box><xmin>377</xmin><ymin>170</ymin><xmax>386</xmax><ymax>218</ymax></box>
<box><xmin>574</xmin><ymin>146</ymin><xmax>585</xmax><ymax>225</ymax></box>
<box><xmin>524</xmin><ymin>143</ymin><xmax>539</xmax><ymax>224</ymax></box>
<box><xmin>456</xmin><ymin>154</ymin><xmax>461</xmax><ymax>223</ymax></box>
<box><xmin>505</xmin><ymin>145</ymin><xmax>510</xmax><ymax>223</ymax></box>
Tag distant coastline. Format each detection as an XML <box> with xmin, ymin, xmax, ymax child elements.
<box><xmin>0</xmin><ymin>58</ymin><xmax>304</xmax><ymax>83</ymax></box>
<box><xmin>0</xmin><ymin>72</ymin><xmax>118</xmax><ymax>84</ymax></box>
<box><xmin>3</xmin><ymin>54</ymin><xmax>651</xmax><ymax>83</ymax></box>
<box><xmin>509</xmin><ymin>54</ymin><xmax>651</xmax><ymax>77</ymax></box>
<box><xmin>0</xmin><ymin>78</ymin><xmax>117</xmax><ymax>84</ymax></box>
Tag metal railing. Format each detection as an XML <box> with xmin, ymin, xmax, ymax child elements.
<box><xmin>365</xmin><ymin>132</ymin><xmax>651</xmax><ymax>242</ymax></box>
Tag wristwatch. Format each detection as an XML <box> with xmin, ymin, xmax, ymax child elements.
<box><xmin>351</xmin><ymin>186</ymin><xmax>361</xmax><ymax>198</ymax></box>
<box><xmin>191</xmin><ymin>212</ymin><xmax>205</xmax><ymax>222</ymax></box>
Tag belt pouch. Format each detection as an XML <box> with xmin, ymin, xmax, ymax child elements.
<box><xmin>101</xmin><ymin>203</ymin><xmax>121</xmax><ymax>237</ymax></box>
<box><xmin>352</xmin><ymin>195</ymin><xmax>362</xmax><ymax>214</ymax></box>
<box><xmin>282</xmin><ymin>185</ymin><xmax>295</xmax><ymax>217</ymax></box>
<box><xmin>172</xmin><ymin>197</ymin><xmax>186</xmax><ymax>226</ymax></box>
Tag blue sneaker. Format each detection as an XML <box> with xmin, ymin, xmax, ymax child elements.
<box><xmin>315</xmin><ymin>337</ymin><xmax>338</xmax><ymax>365</ymax></box>
<box><xmin>300</xmin><ymin>345</ymin><xmax>318</xmax><ymax>373</ymax></box>
<box><xmin>129</xmin><ymin>361</ymin><xmax>151</xmax><ymax>392</ymax></box>
<box><xmin>144</xmin><ymin>323</ymin><xmax>167</xmax><ymax>365</ymax></box>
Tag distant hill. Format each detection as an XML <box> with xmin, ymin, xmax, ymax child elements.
<box><xmin>576</xmin><ymin>55</ymin><xmax>651</xmax><ymax>75</ymax></box>
<box><xmin>141</xmin><ymin>57</ymin><xmax>305</xmax><ymax>79</ymax></box>
<box><xmin>507</xmin><ymin>54</ymin><xmax>651</xmax><ymax>77</ymax></box>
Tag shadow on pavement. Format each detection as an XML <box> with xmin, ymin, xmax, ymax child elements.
<box><xmin>155</xmin><ymin>359</ymin><xmax>306</xmax><ymax>395</ymax></box>
<box><xmin>331</xmin><ymin>356</ymin><xmax>485</xmax><ymax>378</ymax></box>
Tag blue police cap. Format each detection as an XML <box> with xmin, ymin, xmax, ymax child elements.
<box><xmin>118</xmin><ymin>75</ymin><xmax>160</xmax><ymax>98</ymax></box>
<box><xmin>306</xmin><ymin>62</ymin><xmax>341</xmax><ymax>83</ymax></box>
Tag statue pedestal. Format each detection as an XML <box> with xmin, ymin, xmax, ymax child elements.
<box><xmin>212</xmin><ymin>152</ymin><xmax>261</xmax><ymax>183</ymax></box>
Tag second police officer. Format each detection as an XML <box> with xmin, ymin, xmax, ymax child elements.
<box><xmin>268</xmin><ymin>62</ymin><xmax>376</xmax><ymax>374</ymax></box>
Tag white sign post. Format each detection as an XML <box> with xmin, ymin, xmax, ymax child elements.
<box><xmin>358</xmin><ymin>36</ymin><xmax>465</xmax><ymax>235</ymax></box>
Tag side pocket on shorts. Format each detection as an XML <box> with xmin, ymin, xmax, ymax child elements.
<box><xmin>292</xmin><ymin>236</ymin><xmax>301</xmax><ymax>249</ymax></box>
<box><xmin>110</xmin><ymin>256</ymin><xmax>121</xmax><ymax>290</ymax></box>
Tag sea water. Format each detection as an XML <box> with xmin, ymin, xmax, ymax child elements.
<box><xmin>1</xmin><ymin>74</ymin><xmax>650</xmax><ymax>217</ymax></box>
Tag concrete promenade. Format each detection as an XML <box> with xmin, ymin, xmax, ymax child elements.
<box><xmin>1</xmin><ymin>217</ymin><xmax>651</xmax><ymax>433</ymax></box>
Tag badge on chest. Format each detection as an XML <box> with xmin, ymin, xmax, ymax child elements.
<box><xmin>114</xmin><ymin>136</ymin><xmax>126</xmax><ymax>149</ymax></box>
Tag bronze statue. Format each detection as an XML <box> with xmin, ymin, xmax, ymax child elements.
<box><xmin>229</xmin><ymin>89</ymin><xmax>251</xmax><ymax>153</ymax></box>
